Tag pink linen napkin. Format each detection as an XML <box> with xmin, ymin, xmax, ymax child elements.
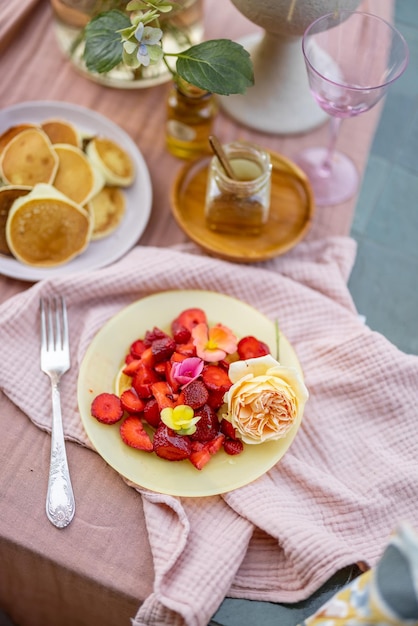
<box><xmin>1</xmin><ymin>237</ymin><xmax>418</xmax><ymax>626</ymax></box>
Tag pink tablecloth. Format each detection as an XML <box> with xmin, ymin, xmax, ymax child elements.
<box><xmin>1</xmin><ymin>238</ymin><xmax>417</xmax><ymax>626</ymax></box>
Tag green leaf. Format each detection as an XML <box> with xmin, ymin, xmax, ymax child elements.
<box><xmin>83</xmin><ymin>10</ymin><xmax>131</xmax><ymax>74</ymax></box>
<box><xmin>174</xmin><ymin>39</ymin><xmax>254</xmax><ymax>96</ymax></box>
<box><xmin>127</xmin><ymin>0</ymin><xmax>173</xmax><ymax>11</ymax></box>
<box><xmin>126</xmin><ymin>0</ymin><xmax>149</xmax><ymax>9</ymax></box>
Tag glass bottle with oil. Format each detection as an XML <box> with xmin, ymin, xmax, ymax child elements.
<box><xmin>205</xmin><ymin>142</ymin><xmax>272</xmax><ymax>235</ymax></box>
<box><xmin>166</xmin><ymin>78</ymin><xmax>218</xmax><ymax>160</ymax></box>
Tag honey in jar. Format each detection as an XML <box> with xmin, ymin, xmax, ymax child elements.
<box><xmin>205</xmin><ymin>142</ymin><xmax>272</xmax><ymax>235</ymax></box>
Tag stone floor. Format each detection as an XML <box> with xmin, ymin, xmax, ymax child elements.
<box><xmin>348</xmin><ymin>0</ymin><xmax>418</xmax><ymax>356</ymax></box>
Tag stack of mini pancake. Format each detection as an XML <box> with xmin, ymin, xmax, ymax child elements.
<box><xmin>0</xmin><ymin>118</ymin><xmax>134</xmax><ymax>268</ymax></box>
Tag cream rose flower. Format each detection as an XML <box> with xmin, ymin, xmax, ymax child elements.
<box><xmin>223</xmin><ymin>354</ymin><xmax>309</xmax><ymax>444</ymax></box>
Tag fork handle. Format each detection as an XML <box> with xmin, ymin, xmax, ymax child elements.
<box><xmin>46</xmin><ymin>378</ymin><xmax>75</xmax><ymax>529</ymax></box>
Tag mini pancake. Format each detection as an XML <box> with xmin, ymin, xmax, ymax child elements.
<box><xmin>0</xmin><ymin>185</ymin><xmax>32</xmax><ymax>255</ymax></box>
<box><xmin>6</xmin><ymin>183</ymin><xmax>92</xmax><ymax>267</ymax></box>
<box><xmin>86</xmin><ymin>136</ymin><xmax>135</xmax><ymax>187</ymax></box>
<box><xmin>0</xmin><ymin>128</ymin><xmax>58</xmax><ymax>186</ymax></box>
<box><xmin>87</xmin><ymin>185</ymin><xmax>126</xmax><ymax>240</ymax></box>
<box><xmin>41</xmin><ymin>118</ymin><xmax>81</xmax><ymax>147</ymax></box>
<box><xmin>0</xmin><ymin>123</ymin><xmax>37</xmax><ymax>157</ymax></box>
<box><xmin>53</xmin><ymin>143</ymin><xmax>104</xmax><ymax>205</ymax></box>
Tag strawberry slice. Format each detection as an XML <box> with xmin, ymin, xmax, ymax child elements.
<box><xmin>174</xmin><ymin>308</ymin><xmax>207</xmax><ymax>333</ymax></box>
<box><xmin>91</xmin><ymin>392</ymin><xmax>124</xmax><ymax>424</ymax></box>
<box><xmin>189</xmin><ymin>442</ymin><xmax>211</xmax><ymax>470</ymax></box>
<box><xmin>182</xmin><ymin>379</ymin><xmax>209</xmax><ymax>409</ymax></box>
<box><xmin>174</xmin><ymin>341</ymin><xmax>196</xmax><ymax>358</ymax></box>
<box><xmin>170</xmin><ymin>351</ymin><xmax>188</xmax><ymax>363</ymax></box>
<box><xmin>237</xmin><ymin>336</ymin><xmax>270</xmax><ymax>360</ymax></box>
<box><xmin>123</xmin><ymin>358</ymin><xmax>142</xmax><ymax>376</ymax></box>
<box><xmin>129</xmin><ymin>339</ymin><xmax>146</xmax><ymax>359</ymax></box>
<box><xmin>139</xmin><ymin>346</ymin><xmax>154</xmax><ymax>368</ymax></box>
<box><xmin>207</xmin><ymin>389</ymin><xmax>227</xmax><ymax>410</ymax></box>
<box><xmin>151</xmin><ymin>381</ymin><xmax>185</xmax><ymax>411</ymax></box>
<box><xmin>144</xmin><ymin>326</ymin><xmax>170</xmax><ymax>347</ymax></box>
<box><xmin>171</xmin><ymin>319</ymin><xmax>191</xmax><ymax>344</ymax></box>
<box><xmin>151</xmin><ymin>336</ymin><xmax>176</xmax><ymax>363</ymax></box>
<box><xmin>189</xmin><ymin>434</ymin><xmax>225</xmax><ymax>470</ymax></box>
<box><xmin>153</xmin><ymin>424</ymin><xmax>192</xmax><ymax>461</ymax></box>
<box><xmin>132</xmin><ymin>362</ymin><xmax>160</xmax><ymax>398</ymax></box>
<box><xmin>218</xmin><ymin>359</ymin><xmax>231</xmax><ymax>371</ymax></box>
<box><xmin>202</xmin><ymin>364</ymin><xmax>232</xmax><ymax>394</ymax></box>
<box><xmin>207</xmin><ymin>433</ymin><xmax>225</xmax><ymax>455</ymax></box>
<box><xmin>120</xmin><ymin>388</ymin><xmax>145</xmax><ymax>414</ymax></box>
<box><xmin>120</xmin><ymin>416</ymin><xmax>153</xmax><ymax>451</ymax></box>
<box><xmin>223</xmin><ymin>439</ymin><xmax>244</xmax><ymax>456</ymax></box>
<box><xmin>143</xmin><ymin>397</ymin><xmax>161</xmax><ymax>428</ymax></box>
<box><xmin>190</xmin><ymin>403</ymin><xmax>219</xmax><ymax>442</ymax></box>
<box><xmin>220</xmin><ymin>418</ymin><xmax>237</xmax><ymax>440</ymax></box>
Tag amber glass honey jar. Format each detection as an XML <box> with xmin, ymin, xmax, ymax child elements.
<box><xmin>205</xmin><ymin>142</ymin><xmax>272</xmax><ymax>235</ymax></box>
<box><xmin>166</xmin><ymin>79</ymin><xmax>218</xmax><ymax>160</ymax></box>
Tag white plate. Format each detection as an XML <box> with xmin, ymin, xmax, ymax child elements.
<box><xmin>0</xmin><ymin>101</ymin><xmax>152</xmax><ymax>281</ymax></box>
<box><xmin>77</xmin><ymin>290</ymin><xmax>305</xmax><ymax>497</ymax></box>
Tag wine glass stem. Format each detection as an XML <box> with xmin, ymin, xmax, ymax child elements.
<box><xmin>319</xmin><ymin>117</ymin><xmax>342</xmax><ymax>177</ymax></box>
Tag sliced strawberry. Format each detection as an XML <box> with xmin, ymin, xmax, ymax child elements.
<box><xmin>175</xmin><ymin>341</ymin><xmax>196</xmax><ymax>358</ymax></box>
<box><xmin>202</xmin><ymin>364</ymin><xmax>232</xmax><ymax>394</ymax></box>
<box><xmin>91</xmin><ymin>392</ymin><xmax>124</xmax><ymax>425</ymax></box>
<box><xmin>170</xmin><ymin>351</ymin><xmax>188</xmax><ymax>363</ymax></box>
<box><xmin>189</xmin><ymin>444</ymin><xmax>211</xmax><ymax>470</ymax></box>
<box><xmin>189</xmin><ymin>434</ymin><xmax>225</xmax><ymax>470</ymax></box>
<box><xmin>220</xmin><ymin>418</ymin><xmax>237</xmax><ymax>440</ymax></box>
<box><xmin>151</xmin><ymin>336</ymin><xmax>176</xmax><ymax>363</ymax></box>
<box><xmin>174</xmin><ymin>308</ymin><xmax>207</xmax><ymax>333</ymax></box>
<box><xmin>182</xmin><ymin>379</ymin><xmax>209</xmax><ymax>409</ymax></box>
<box><xmin>143</xmin><ymin>326</ymin><xmax>169</xmax><ymax>347</ymax></box>
<box><xmin>207</xmin><ymin>389</ymin><xmax>227</xmax><ymax>410</ymax></box>
<box><xmin>207</xmin><ymin>433</ymin><xmax>225</xmax><ymax>455</ymax></box>
<box><xmin>153</xmin><ymin>361</ymin><xmax>166</xmax><ymax>376</ymax></box>
<box><xmin>132</xmin><ymin>362</ymin><xmax>160</xmax><ymax>398</ymax></box>
<box><xmin>120</xmin><ymin>388</ymin><xmax>145</xmax><ymax>414</ymax></box>
<box><xmin>190</xmin><ymin>403</ymin><xmax>219</xmax><ymax>442</ymax></box>
<box><xmin>129</xmin><ymin>339</ymin><xmax>147</xmax><ymax>359</ymax></box>
<box><xmin>123</xmin><ymin>358</ymin><xmax>142</xmax><ymax>376</ymax></box>
<box><xmin>120</xmin><ymin>416</ymin><xmax>153</xmax><ymax>451</ymax></box>
<box><xmin>139</xmin><ymin>346</ymin><xmax>154</xmax><ymax>368</ymax></box>
<box><xmin>171</xmin><ymin>319</ymin><xmax>191</xmax><ymax>344</ymax></box>
<box><xmin>223</xmin><ymin>438</ymin><xmax>244</xmax><ymax>455</ymax></box>
<box><xmin>151</xmin><ymin>381</ymin><xmax>185</xmax><ymax>411</ymax></box>
<box><xmin>153</xmin><ymin>424</ymin><xmax>192</xmax><ymax>461</ymax></box>
<box><xmin>143</xmin><ymin>397</ymin><xmax>161</xmax><ymax>428</ymax></box>
<box><xmin>237</xmin><ymin>336</ymin><xmax>270</xmax><ymax>360</ymax></box>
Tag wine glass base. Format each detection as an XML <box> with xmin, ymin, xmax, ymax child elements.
<box><xmin>294</xmin><ymin>147</ymin><xmax>359</xmax><ymax>206</ymax></box>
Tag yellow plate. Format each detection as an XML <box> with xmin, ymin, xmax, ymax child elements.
<box><xmin>77</xmin><ymin>290</ymin><xmax>304</xmax><ymax>497</ymax></box>
<box><xmin>171</xmin><ymin>152</ymin><xmax>314</xmax><ymax>263</ymax></box>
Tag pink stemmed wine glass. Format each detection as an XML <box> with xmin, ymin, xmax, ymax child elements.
<box><xmin>294</xmin><ymin>11</ymin><xmax>409</xmax><ymax>206</ymax></box>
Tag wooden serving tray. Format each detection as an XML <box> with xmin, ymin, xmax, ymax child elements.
<box><xmin>170</xmin><ymin>150</ymin><xmax>314</xmax><ymax>263</ymax></box>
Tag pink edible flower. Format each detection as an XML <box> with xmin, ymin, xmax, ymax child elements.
<box><xmin>172</xmin><ymin>357</ymin><xmax>204</xmax><ymax>386</ymax></box>
<box><xmin>192</xmin><ymin>323</ymin><xmax>238</xmax><ymax>362</ymax></box>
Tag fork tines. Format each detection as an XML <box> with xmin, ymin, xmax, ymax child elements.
<box><xmin>40</xmin><ymin>296</ymin><xmax>68</xmax><ymax>353</ymax></box>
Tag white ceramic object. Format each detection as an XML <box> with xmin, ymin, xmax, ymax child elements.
<box><xmin>221</xmin><ymin>0</ymin><xmax>360</xmax><ymax>134</ymax></box>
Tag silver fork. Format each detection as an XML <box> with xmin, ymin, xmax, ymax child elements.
<box><xmin>40</xmin><ymin>296</ymin><xmax>75</xmax><ymax>529</ymax></box>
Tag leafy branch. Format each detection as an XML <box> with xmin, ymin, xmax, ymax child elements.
<box><xmin>82</xmin><ymin>2</ymin><xmax>254</xmax><ymax>95</ymax></box>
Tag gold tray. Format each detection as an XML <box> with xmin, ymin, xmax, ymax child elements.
<box><xmin>171</xmin><ymin>150</ymin><xmax>314</xmax><ymax>263</ymax></box>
